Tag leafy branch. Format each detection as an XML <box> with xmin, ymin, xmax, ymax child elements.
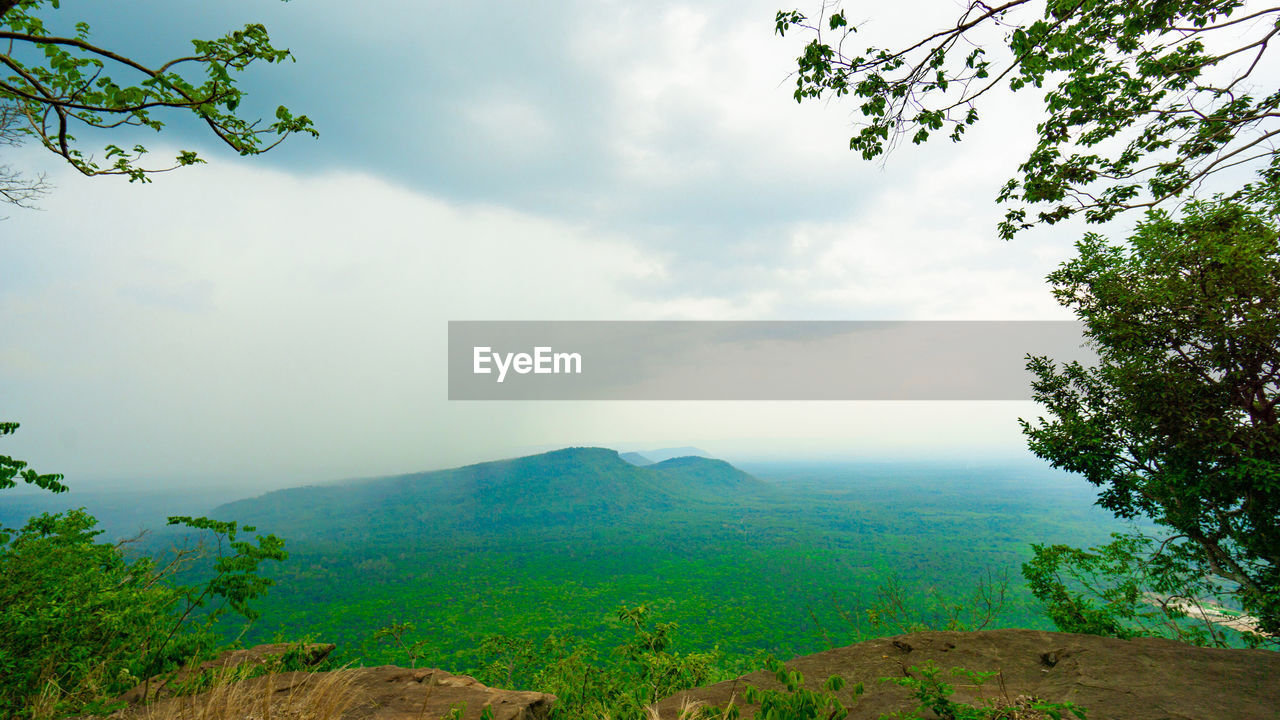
<box><xmin>776</xmin><ymin>1</ymin><xmax>1280</xmax><ymax>237</ymax></box>
<box><xmin>0</xmin><ymin>0</ymin><xmax>316</xmax><ymax>185</ymax></box>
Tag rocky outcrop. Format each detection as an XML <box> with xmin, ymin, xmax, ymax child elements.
<box><xmin>114</xmin><ymin>644</ymin><xmax>555</xmax><ymax>720</ymax></box>
<box><xmin>339</xmin><ymin>666</ymin><xmax>555</xmax><ymax>720</ymax></box>
<box><xmin>654</xmin><ymin>629</ymin><xmax>1280</xmax><ymax>720</ymax></box>
<box><xmin>116</xmin><ymin>642</ymin><xmax>336</xmax><ymax>704</ymax></box>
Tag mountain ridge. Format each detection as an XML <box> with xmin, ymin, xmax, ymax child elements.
<box><xmin>212</xmin><ymin>447</ymin><xmax>769</xmax><ymax>542</ymax></box>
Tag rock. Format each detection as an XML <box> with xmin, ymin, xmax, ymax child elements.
<box><xmin>339</xmin><ymin>666</ymin><xmax>555</xmax><ymax>720</ymax></box>
<box><xmin>115</xmin><ymin>664</ymin><xmax>555</xmax><ymax>720</ymax></box>
<box><xmin>116</xmin><ymin>642</ymin><xmax>335</xmax><ymax>704</ymax></box>
<box><xmin>653</xmin><ymin>629</ymin><xmax>1280</xmax><ymax>720</ymax></box>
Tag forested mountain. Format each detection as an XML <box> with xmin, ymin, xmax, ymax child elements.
<box><xmin>212</xmin><ymin>447</ymin><xmax>771</xmax><ymax>543</ymax></box>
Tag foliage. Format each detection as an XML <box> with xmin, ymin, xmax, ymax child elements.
<box><xmin>0</xmin><ymin>507</ymin><xmax>288</xmax><ymax>717</ymax></box>
<box><xmin>0</xmin><ymin>508</ymin><xmax>184</xmax><ymax>717</ymax></box>
<box><xmin>1020</xmin><ymin>198</ymin><xmax>1280</xmax><ymax>639</ymax></box>
<box><xmin>0</xmin><ymin>0</ymin><xmax>315</xmax><ymax>190</ymax></box>
<box><xmin>1023</xmin><ymin>532</ymin><xmax>1268</xmax><ymax>647</ymax></box>
<box><xmin>774</xmin><ymin>1</ymin><xmax>1280</xmax><ymax>237</ymax></box>
<box><xmin>0</xmin><ymin>421</ymin><xmax>67</xmax><ymax>505</ymax></box>
<box><xmin>0</xmin><ymin>425</ymin><xmax>290</xmax><ymax>717</ymax></box>
<box><xmin>882</xmin><ymin>661</ymin><xmax>1086</xmax><ymax>720</ymax></box>
<box><xmin>371</xmin><ymin>621</ymin><xmax>432</xmax><ymax>669</ymax></box>
<box><xmin>369</xmin><ymin>605</ymin><xmax>736</xmax><ymax>720</ymax></box>
<box><xmin>1021</xmin><ymin>538</ymin><xmax>1143</xmax><ymax>640</ymax></box>
<box><xmin>857</xmin><ymin>571</ymin><xmax>1009</xmax><ymax>636</ymax></box>
<box><xmin>612</xmin><ymin>605</ymin><xmax>724</xmax><ymax>709</ymax></box>
<box><xmin>220</xmin><ymin>461</ymin><xmax>1127</xmax><ymax>669</ymax></box>
<box><xmin>738</xmin><ymin>659</ymin><xmax>857</xmax><ymax>720</ymax></box>
<box><xmin>477</xmin><ymin>634</ymin><xmax>560</xmax><ymax>690</ymax></box>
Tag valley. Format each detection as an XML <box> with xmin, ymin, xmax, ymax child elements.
<box><xmin>171</xmin><ymin>449</ymin><xmax>1133</xmax><ymax>673</ymax></box>
<box><xmin>0</xmin><ymin>447</ymin><xmax>1141</xmax><ymax>680</ymax></box>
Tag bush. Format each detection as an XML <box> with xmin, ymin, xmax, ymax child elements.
<box><xmin>0</xmin><ymin>509</ymin><xmax>188</xmax><ymax>715</ymax></box>
<box><xmin>0</xmin><ymin>507</ymin><xmax>288</xmax><ymax>718</ymax></box>
<box><xmin>0</xmin><ymin>423</ymin><xmax>289</xmax><ymax>718</ymax></box>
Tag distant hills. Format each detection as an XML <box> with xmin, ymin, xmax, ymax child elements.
<box><xmin>638</xmin><ymin>446</ymin><xmax>711</xmax><ymax>462</ymax></box>
<box><xmin>618</xmin><ymin>452</ymin><xmax>654</xmax><ymax>466</ymax></box>
<box><xmin>618</xmin><ymin>446</ymin><xmax>714</xmax><ymax>466</ymax></box>
<box><xmin>212</xmin><ymin>447</ymin><xmax>768</xmax><ymax>543</ymax></box>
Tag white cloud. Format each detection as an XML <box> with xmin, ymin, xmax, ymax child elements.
<box><xmin>0</xmin><ymin>150</ymin><xmax>1066</xmax><ymax>489</ymax></box>
<box><xmin>1</xmin><ymin>157</ymin><xmax>665</xmax><ymax>486</ymax></box>
<box><xmin>0</xmin><ymin>0</ymin><xmax>1109</xmax><ymax>489</ymax></box>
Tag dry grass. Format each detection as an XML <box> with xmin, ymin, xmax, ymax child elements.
<box><xmin>26</xmin><ymin>677</ymin><xmax>71</xmax><ymax>720</ymax></box>
<box><xmin>981</xmin><ymin>694</ymin><xmax>1072</xmax><ymax>720</ymax></box>
<box><xmin>642</xmin><ymin>694</ymin><xmax>738</xmax><ymax>720</ymax></box>
<box><xmin>113</xmin><ymin>668</ymin><xmax>362</xmax><ymax>720</ymax></box>
<box><xmin>23</xmin><ymin>659</ymin><xmax>121</xmax><ymax>720</ymax></box>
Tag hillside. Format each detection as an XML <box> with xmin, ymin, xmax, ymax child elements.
<box><xmin>110</xmin><ymin>632</ymin><xmax>1280</xmax><ymax>720</ymax></box>
<box><xmin>619</xmin><ymin>452</ymin><xmax>654</xmax><ymax>466</ymax></box>
<box><xmin>212</xmin><ymin>459</ymin><xmax>1135</xmax><ymax>667</ymax></box>
<box><xmin>212</xmin><ymin>447</ymin><xmax>770</xmax><ymax>543</ymax></box>
<box><xmin>646</xmin><ymin>455</ymin><xmax>764</xmax><ymax>500</ymax></box>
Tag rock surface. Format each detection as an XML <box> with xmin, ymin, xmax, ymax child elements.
<box><xmin>117</xmin><ymin>642</ymin><xmax>336</xmax><ymax>703</ymax></box>
<box><xmin>653</xmin><ymin>629</ymin><xmax>1280</xmax><ymax>720</ymax></box>
<box><xmin>338</xmin><ymin>666</ymin><xmax>555</xmax><ymax>720</ymax></box>
<box><xmin>116</xmin><ymin>645</ymin><xmax>555</xmax><ymax>720</ymax></box>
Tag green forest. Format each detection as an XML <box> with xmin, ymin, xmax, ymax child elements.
<box><xmin>0</xmin><ymin>447</ymin><xmax>1132</xmax><ymax>717</ymax></box>
<box><xmin>4</xmin><ymin>0</ymin><xmax>1280</xmax><ymax>718</ymax></box>
<box><xmin>214</xmin><ymin>451</ymin><xmax>1129</xmax><ymax>667</ymax></box>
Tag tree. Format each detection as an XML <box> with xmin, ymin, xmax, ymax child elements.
<box><xmin>0</xmin><ymin>0</ymin><xmax>315</xmax><ymax>195</ymax></box>
<box><xmin>776</xmin><ymin>0</ymin><xmax>1280</xmax><ymax>647</ymax></box>
<box><xmin>1019</xmin><ymin>198</ymin><xmax>1279</xmax><ymax>642</ymax></box>
<box><xmin>0</xmin><ymin>3</ymin><xmax>307</xmax><ymax>714</ymax></box>
<box><xmin>1</xmin><ymin>426</ymin><xmax>290</xmax><ymax>718</ymax></box>
<box><xmin>774</xmin><ymin>1</ymin><xmax>1280</xmax><ymax>238</ymax></box>
<box><xmin>0</xmin><ymin>100</ymin><xmax>49</xmax><ymax>208</ymax></box>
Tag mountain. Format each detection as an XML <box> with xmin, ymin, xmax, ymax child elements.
<box><xmin>211</xmin><ymin>447</ymin><xmax>768</xmax><ymax>543</ymax></box>
<box><xmin>639</xmin><ymin>446</ymin><xmax>711</xmax><ymax>462</ymax></box>
<box><xmin>646</xmin><ymin>456</ymin><xmax>762</xmax><ymax>499</ymax></box>
<box><xmin>618</xmin><ymin>452</ymin><xmax>654</xmax><ymax>466</ymax></box>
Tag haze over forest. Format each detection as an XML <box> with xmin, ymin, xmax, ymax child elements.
<box><xmin>0</xmin><ymin>0</ymin><xmax>1104</xmax><ymax>491</ymax></box>
<box><xmin>3</xmin><ymin>1</ymin><xmax>1277</xmax><ymax>719</ymax></box>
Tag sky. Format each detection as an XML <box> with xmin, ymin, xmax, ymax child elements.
<box><xmin>1</xmin><ymin>0</ymin><xmax>1119</xmax><ymax>492</ymax></box>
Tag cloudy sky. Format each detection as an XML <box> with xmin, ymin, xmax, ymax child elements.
<box><xmin>1</xmin><ymin>0</ymin><xmax>1104</xmax><ymax>491</ymax></box>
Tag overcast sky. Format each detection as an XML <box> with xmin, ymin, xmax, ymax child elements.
<box><xmin>1</xmin><ymin>0</ymin><xmax>1110</xmax><ymax>492</ymax></box>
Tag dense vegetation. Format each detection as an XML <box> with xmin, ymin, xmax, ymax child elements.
<box><xmin>2</xmin><ymin>1</ymin><xmax>1276</xmax><ymax>717</ymax></box>
<box><xmin>214</xmin><ymin>451</ymin><xmax>1129</xmax><ymax>671</ymax></box>
<box><xmin>2</xmin><ymin>423</ymin><xmax>291</xmax><ymax>718</ymax></box>
<box><xmin>1020</xmin><ymin>200</ymin><xmax>1280</xmax><ymax>644</ymax></box>
<box><xmin>0</xmin><ymin>443</ymin><xmax>1264</xmax><ymax>719</ymax></box>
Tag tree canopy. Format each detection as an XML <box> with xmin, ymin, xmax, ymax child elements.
<box><xmin>0</xmin><ymin>0</ymin><xmax>314</xmax><ymax>199</ymax></box>
<box><xmin>1020</xmin><ymin>198</ymin><xmax>1280</xmax><ymax>641</ymax></box>
<box><xmin>775</xmin><ymin>1</ymin><xmax>1280</xmax><ymax>238</ymax></box>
